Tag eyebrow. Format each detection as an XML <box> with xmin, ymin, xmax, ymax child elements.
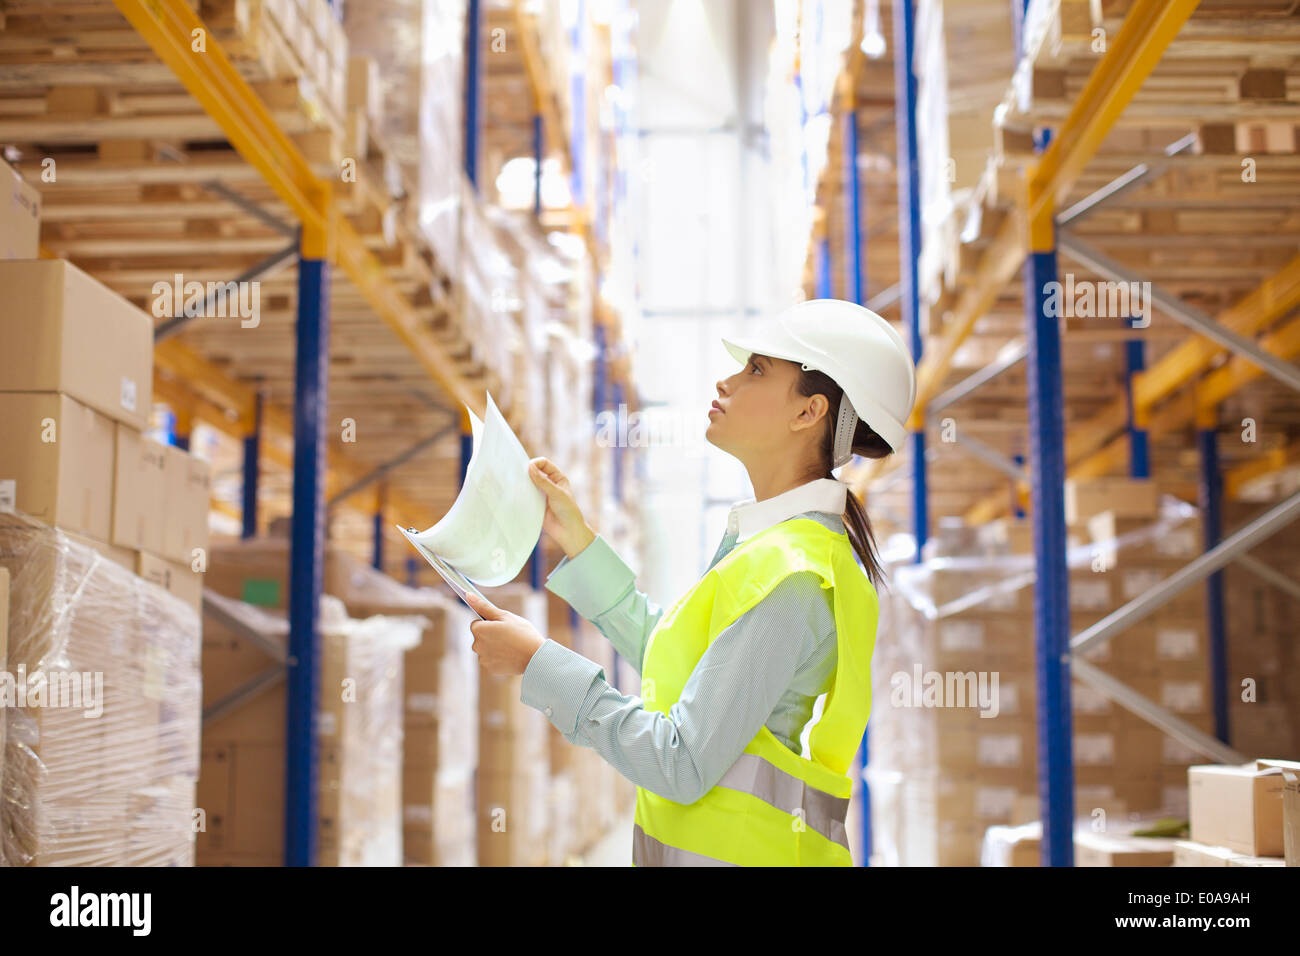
<box><xmin>752</xmin><ymin>355</ymin><xmax>767</xmax><ymax>368</ymax></box>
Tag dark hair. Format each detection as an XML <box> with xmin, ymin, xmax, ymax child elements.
<box><xmin>793</xmin><ymin>365</ymin><xmax>893</xmax><ymax>590</ymax></box>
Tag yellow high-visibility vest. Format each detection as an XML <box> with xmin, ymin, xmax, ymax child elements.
<box><xmin>632</xmin><ymin>517</ymin><xmax>878</xmax><ymax>866</ymax></box>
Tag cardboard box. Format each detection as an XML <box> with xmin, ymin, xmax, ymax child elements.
<box><xmin>112</xmin><ymin>424</ymin><xmax>168</xmax><ymax>553</ymax></box>
<box><xmin>62</xmin><ymin>528</ymin><xmax>135</xmax><ymax>572</ymax></box>
<box><xmin>1188</xmin><ymin>761</ymin><xmax>1292</xmax><ymax>857</ymax></box>
<box><xmin>136</xmin><ymin>551</ymin><xmax>203</xmax><ymax>613</ymax></box>
<box><xmin>0</xmin><ymin>157</ymin><xmax>40</xmax><ymax>259</ymax></box>
<box><xmin>347</xmin><ymin>55</ymin><xmax>382</xmax><ymax>122</ymax></box>
<box><xmin>1075</xmin><ymin>831</ymin><xmax>1176</xmax><ymax>866</ymax></box>
<box><xmin>0</xmin><ymin>392</ymin><xmax>115</xmax><ymax>539</ymax></box>
<box><xmin>1173</xmin><ymin>840</ymin><xmax>1241</xmax><ymax>866</ymax></box>
<box><xmin>0</xmin><ymin>259</ymin><xmax>152</xmax><ymax>429</ymax></box>
<box><xmin>163</xmin><ymin>444</ymin><xmax>211</xmax><ymax>565</ymax></box>
<box><xmin>1087</xmin><ymin>511</ymin><xmax>1200</xmax><ymax>562</ymax></box>
<box><xmin>1282</xmin><ymin>765</ymin><xmax>1299</xmax><ymax>867</ymax></box>
<box><xmin>1065</xmin><ymin>477</ymin><xmax>1158</xmax><ymax>526</ymax></box>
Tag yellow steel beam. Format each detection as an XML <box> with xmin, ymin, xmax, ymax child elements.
<box><xmin>1225</xmin><ymin>442</ymin><xmax>1300</xmax><ymax>501</ymax></box>
<box><xmin>154</xmin><ymin>344</ymin><xmax>437</xmax><ymax>528</ymax></box>
<box><xmin>1026</xmin><ymin>0</ymin><xmax>1201</xmax><ymax>239</ymax></box>
<box><xmin>1137</xmin><ymin>251</ymin><xmax>1300</xmax><ymax>414</ymax></box>
<box><xmin>963</xmin><ymin>389</ymin><xmax>1196</xmax><ymax>524</ymax></box>
<box><xmin>335</xmin><ymin>215</ymin><xmax>481</xmax><ymax>427</ymax></box>
<box><xmin>1196</xmin><ymin>313</ymin><xmax>1300</xmax><ymax>416</ymax></box>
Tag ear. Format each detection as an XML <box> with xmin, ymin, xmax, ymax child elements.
<box><xmin>792</xmin><ymin>393</ymin><xmax>828</xmax><ymax>432</ymax></box>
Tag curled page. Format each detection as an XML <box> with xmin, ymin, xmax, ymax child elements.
<box><xmin>398</xmin><ymin>392</ymin><xmax>545</xmax><ymax>591</ymax></box>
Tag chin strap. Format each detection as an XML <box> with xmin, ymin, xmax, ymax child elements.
<box><xmin>832</xmin><ymin>390</ymin><xmax>858</xmax><ymax>469</ymax></box>
<box><xmin>801</xmin><ymin>362</ymin><xmax>858</xmax><ymax>469</ymax></box>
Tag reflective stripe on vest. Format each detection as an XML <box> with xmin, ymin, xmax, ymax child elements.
<box><xmin>715</xmin><ymin>752</ymin><xmax>850</xmax><ymax>851</ymax></box>
<box><xmin>633</xmin><ymin>824</ymin><xmax>738</xmax><ymax>867</ymax></box>
<box><xmin>632</xmin><ymin>752</ymin><xmax>852</xmax><ymax>866</ymax></box>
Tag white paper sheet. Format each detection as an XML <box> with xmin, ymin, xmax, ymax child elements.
<box><xmin>397</xmin><ymin>391</ymin><xmax>545</xmax><ymax>588</ymax></box>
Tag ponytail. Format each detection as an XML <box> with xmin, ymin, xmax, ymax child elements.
<box><xmin>795</xmin><ymin>366</ymin><xmax>894</xmax><ymax>590</ymax></box>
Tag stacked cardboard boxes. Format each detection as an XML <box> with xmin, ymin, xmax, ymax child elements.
<box><xmin>197</xmin><ymin>591</ymin><xmax>418</xmax><ymax>865</ymax></box>
<box><xmin>1181</xmin><ymin>759</ymin><xmax>1298</xmax><ymax>864</ymax></box>
<box><xmin>0</xmin><ymin>515</ymin><xmax>201</xmax><ymax>866</ymax></box>
<box><xmin>477</xmin><ymin>585</ymin><xmax>551</xmax><ymax>866</ymax></box>
<box><xmin>871</xmin><ymin>479</ymin><xmax>1221</xmax><ymax>865</ymax></box>
<box><xmin>0</xmin><ymin>257</ymin><xmax>210</xmax><ymax>613</ymax></box>
<box><xmin>329</xmin><ymin>552</ymin><xmax>479</xmax><ymax>867</ymax></box>
<box><xmin>0</xmin><ymin>156</ymin><xmax>39</xmax><ymax>259</ymax></box>
<box><xmin>1220</xmin><ymin>498</ymin><xmax>1300</xmax><ymax>761</ymax></box>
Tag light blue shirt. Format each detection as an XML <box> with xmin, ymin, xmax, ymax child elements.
<box><xmin>520</xmin><ymin>480</ymin><xmax>848</xmax><ymax>805</ymax></box>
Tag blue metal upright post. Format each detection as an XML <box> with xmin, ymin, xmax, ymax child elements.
<box><xmin>1013</xmin><ymin>453</ymin><xmax>1026</xmax><ymax>519</ymax></box>
<box><xmin>1197</xmin><ymin>423</ymin><xmax>1229</xmax><ymax>743</ymax></box>
<box><xmin>894</xmin><ymin>0</ymin><xmax>927</xmax><ymax>563</ymax></box>
<box><xmin>844</xmin><ymin>106</ymin><xmax>864</xmax><ymax>306</ymax></box>
<box><xmin>372</xmin><ymin>500</ymin><xmax>384</xmax><ymax>572</ymax></box>
<box><xmin>241</xmin><ymin>390</ymin><xmax>263</xmax><ymax>539</ymax></box>
<box><xmin>464</xmin><ymin>0</ymin><xmax>482</xmax><ymax>189</ymax></box>
<box><xmin>460</xmin><ymin>431</ymin><xmax>473</xmax><ymax>488</ymax></box>
<box><xmin>406</xmin><ymin>555</ymin><xmax>418</xmax><ymax>588</ymax></box>
<box><xmin>1024</xmin><ymin>225</ymin><xmax>1075</xmax><ymax>867</ymax></box>
<box><xmin>1125</xmin><ymin>318</ymin><xmax>1149</xmax><ymax>478</ymax></box>
<box><xmin>817</xmin><ymin>237</ymin><xmax>832</xmax><ymax>299</ymax></box>
<box><xmin>286</xmin><ymin>236</ymin><xmax>331</xmax><ymax>867</ymax></box>
<box><xmin>569</xmin><ymin>0</ymin><xmax>586</xmax><ymax>209</ymax></box>
<box><xmin>532</xmin><ymin>113</ymin><xmax>543</xmax><ymax>217</ymax></box>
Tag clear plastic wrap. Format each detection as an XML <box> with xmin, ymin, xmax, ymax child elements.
<box><xmin>867</xmin><ymin>495</ymin><xmax>1204</xmax><ymax>864</ymax></box>
<box><xmin>0</xmin><ymin>513</ymin><xmax>201</xmax><ymax>866</ymax></box>
<box><xmin>477</xmin><ymin>586</ymin><xmax>551</xmax><ymax>867</ymax></box>
<box><xmin>198</xmin><ymin>589</ymin><xmax>423</xmax><ymax>867</ymax></box>
<box><xmin>318</xmin><ymin>596</ymin><xmax>422</xmax><ymax>867</ymax></box>
<box><xmin>326</xmin><ymin>551</ymin><xmax>479</xmax><ymax>866</ymax></box>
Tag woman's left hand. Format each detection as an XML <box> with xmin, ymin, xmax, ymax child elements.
<box><xmin>464</xmin><ymin>592</ymin><xmax>546</xmax><ymax>676</ymax></box>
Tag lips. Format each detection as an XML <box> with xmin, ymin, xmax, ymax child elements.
<box><xmin>710</xmin><ymin>400</ymin><xmax>725</xmax><ymax>415</ymax></box>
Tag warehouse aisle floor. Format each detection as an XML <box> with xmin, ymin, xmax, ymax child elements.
<box><xmin>575</xmin><ymin>807</ymin><xmax>636</xmax><ymax>866</ymax></box>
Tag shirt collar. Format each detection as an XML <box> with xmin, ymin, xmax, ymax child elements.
<box><xmin>726</xmin><ymin>477</ymin><xmax>847</xmax><ymax>542</ymax></box>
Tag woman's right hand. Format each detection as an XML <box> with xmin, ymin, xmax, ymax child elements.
<box><xmin>528</xmin><ymin>457</ymin><xmax>595</xmax><ymax>559</ymax></box>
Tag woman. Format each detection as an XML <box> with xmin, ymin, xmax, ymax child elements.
<box><xmin>465</xmin><ymin>298</ymin><xmax>917</xmax><ymax>866</ymax></box>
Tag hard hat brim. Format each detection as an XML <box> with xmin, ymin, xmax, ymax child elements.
<box><xmin>721</xmin><ymin>333</ymin><xmax>807</xmax><ymax>370</ymax></box>
<box><xmin>720</xmin><ymin>330</ymin><xmax>909</xmax><ymax>454</ymax></box>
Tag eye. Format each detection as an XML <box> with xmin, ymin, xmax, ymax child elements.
<box><xmin>749</xmin><ymin>359</ymin><xmax>762</xmax><ymax>374</ymax></box>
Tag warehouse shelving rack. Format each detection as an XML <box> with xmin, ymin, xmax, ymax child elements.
<box><xmin>815</xmin><ymin>0</ymin><xmax>1300</xmax><ymax>865</ymax></box>
<box><xmin>62</xmin><ymin>0</ymin><xmax>636</xmax><ymax>865</ymax></box>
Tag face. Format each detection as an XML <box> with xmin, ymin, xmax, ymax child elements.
<box><xmin>706</xmin><ymin>353</ymin><xmax>830</xmax><ymax>462</ymax></box>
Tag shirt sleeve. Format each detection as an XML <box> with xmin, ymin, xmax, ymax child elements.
<box><xmin>520</xmin><ymin>570</ymin><xmax>835</xmax><ymax>805</ymax></box>
<box><xmin>543</xmin><ymin>533</ymin><xmax>663</xmax><ymax>674</ymax></box>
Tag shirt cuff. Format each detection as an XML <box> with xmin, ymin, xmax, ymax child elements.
<box><xmin>520</xmin><ymin>638</ymin><xmax>606</xmax><ymax>736</ymax></box>
<box><xmin>543</xmin><ymin>533</ymin><xmax>637</xmax><ymax>622</ymax></box>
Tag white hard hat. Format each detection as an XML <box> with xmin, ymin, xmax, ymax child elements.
<box><xmin>720</xmin><ymin>298</ymin><xmax>917</xmax><ymax>463</ymax></box>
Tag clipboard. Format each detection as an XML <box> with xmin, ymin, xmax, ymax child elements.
<box><xmin>397</xmin><ymin>526</ymin><xmax>489</xmax><ymax>620</ymax></box>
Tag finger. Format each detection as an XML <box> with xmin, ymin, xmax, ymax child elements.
<box><xmin>534</xmin><ymin>458</ymin><xmax>562</xmax><ymax>480</ymax></box>
<box><xmin>464</xmin><ymin>590</ymin><xmax>504</xmax><ymax>621</ymax></box>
